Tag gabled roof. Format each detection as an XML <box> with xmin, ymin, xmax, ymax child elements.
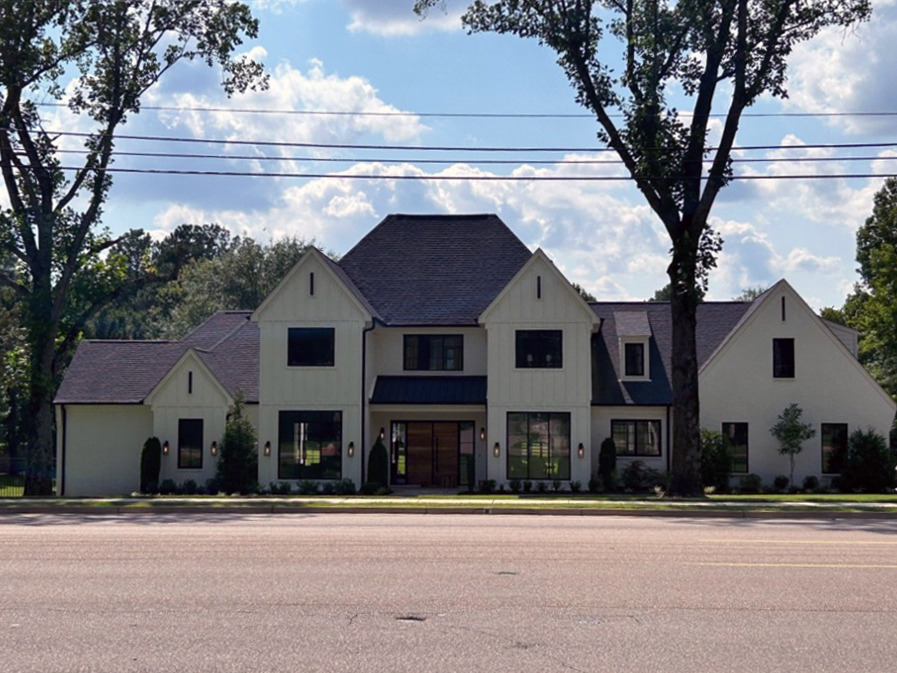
<box><xmin>591</xmin><ymin>301</ymin><xmax>752</xmax><ymax>405</ymax></box>
<box><xmin>55</xmin><ymin>311</ymin><xmax>259</xmax><ymax>405</ymax></box>
<box><xmin>338</xmin><ymin>214</ymin><xmax>532</xmax><ymax>325</ymax></box>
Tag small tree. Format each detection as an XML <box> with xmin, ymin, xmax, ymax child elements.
<box><xmin>598</xmin><ymin>437</ymin><xmax>617</xmax><ymax>491</ymax></box>
<box><xmin>216</xmin><ymin>392</ymin><xmax>258</xmax><ymax>495</ymax></box>
<box><xmin>700</xmin><ymin>429</ymin><xmax>732</xmax><ymax>493</ymax></box>
<box><xmin>841</xmin><ymin>428</ymin><xmax>896</xmax><ymax>493</ymax></box>
<box><xmin>140</xmin><ymin>436</ymin><xmax>162</xmax><ymax>494</ymax></box>
<box><xmin>770</xmin><ymin>404</ymin><xmax>816</xmax><ymax>487</ymax></box>
<box><xmin>367</xmin><ymin>437</ymin><xmax>389</xmax><ymax>490</ymax></box>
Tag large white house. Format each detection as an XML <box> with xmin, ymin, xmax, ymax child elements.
<box><xmin>54</xmin><ymin>214</ymin><xmax>896</xmax><ymax>496</ymax></box>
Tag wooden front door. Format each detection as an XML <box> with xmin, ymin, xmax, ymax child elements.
<box><xmin>397</xmin><ymin>421</ymin><xmax>463</xmax><ymax>487</ymax></box>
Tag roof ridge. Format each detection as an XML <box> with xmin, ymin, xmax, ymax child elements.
<box><xmin>207</xmin><ymin>313</ymin><xmax>252</xmax><ymax>351</ymax></box>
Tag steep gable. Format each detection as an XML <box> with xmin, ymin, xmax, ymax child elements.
<box><xmin>338</xmin><ymin>214</ymin><xmax>532</xmax><ymax>325</ymax></box>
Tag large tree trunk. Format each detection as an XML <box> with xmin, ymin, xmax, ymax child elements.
<box><xmin>23</xmin><ymin>289</ymin><xmax>57</xmax><ymax>496</ymax></box>
<box><xmin>667</xmin><ymin>247</ymin><xmax>703</xmax><ymax>497</ymax></box>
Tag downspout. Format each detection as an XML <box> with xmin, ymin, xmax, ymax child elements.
<box><xmin>361</xmin><ymin>321</ymin><xmax>376</xmax><ymax>485</ymax></box>
<box><xmin>59</xmin><ymin>404</ymin><xmax>67</xmax><ymax>497</ymax></box>
<box><xmin>666</xmin><ymin>404</ymin><xmax>671</xmax><ymax>474</ymax></box>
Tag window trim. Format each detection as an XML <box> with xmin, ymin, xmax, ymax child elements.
<box><xmin>177</xmin><ymin>418</ymin><xmax>203</xmax><ymax>470</ymax></box>
<box><xmin>287</xmin><ymin>327</ymin><xmax>335</xmax><ymax>367</ymax></box>
<box><xmin>620</xmin><ymin>337</ymin><xmax>649</xmax><ymax>380</ymax></box>
<box><xmin>611</xmin><ymin>419</ymin><xmax>662</xmax><ymax>458</ymax></box>
<box><xmin>773</xmin><ymin>338</ymin><xmax>795</xmax><ymax>378</ymax></box>
<box><xmin>515</xmin><ymin>329</ymin><xmax>563</xmax><ymax>369</ymax></box>
<box><xmin>721</xmin><ymin>421</ymin><xmax>749</xmax><ymax>474</ymax></box>
<box><xmin>821</xmin><ymin>422</ymin><xmax>849</xmax><ymax>475</ymax></box>
<box><xmin>403</xmin><ymin>334</ymin><xmax>464</xmax><ymax>372</ymax></box>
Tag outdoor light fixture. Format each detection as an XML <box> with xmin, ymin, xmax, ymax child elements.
<box><xmin>479</xmin><ymin>427</ymin><xmax>486</xmax><ymax>441</ymax></box>
<box><xmin>162</xmin><ymin>441</ymin><xmax>169</xmax><ymax>456</ymax></box>
<box><xmin>379</xmin><ymin>427</ymin><xmax>385</xmax><ymax>441</ymax></box>
<box><xmin>263</xmin><ymin>441</ymin><xmax>271</xmax><ymax>457</ymax></box>
<box><xmin>577</xmin><ymin>443</ymin><xmax>585</xmax><ymax>459</ymax></box>
<box><xmin>347</xmin><ymin>441</ymin><xmax>355</xmax><ymax>458</ymax></box>
<box><xmin>210</xmin><ymin>441</ymin><xmax>218</xmax><ymax>457</ymax></box>
<box><xmin>493</xmin><ymin>442</ymin><xmax>500</xmax><ymax>458</ymax></box>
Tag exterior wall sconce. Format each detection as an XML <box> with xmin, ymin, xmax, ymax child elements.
<box><xmin>479</xmin><ymin>427</ymin><xmax>486</xmax><ymax>441</ymax></box>
<box><xmin>493</xmin><ymin>442</ymin><xmax>500</xmax><ymax>458</ymax></box>
<box><xmin>347</xmin><ymin>441</ymin><xmax>355</xmax><ymax>458</ymax></box>
<box><xmin>577</xmin><ymin>443</ymin><xmax>585</xmax><ymax>459</ymax></box>
<box><xmin>162</xmin><ymin>441</ymin><xmax>169</xmax><ymax>456</ymax></box>
<box><xmin>263</xmin><ymin>441</ymin><xmax>271</xmax><ymax>457</ymax></box>
<box><xmin>210</xmin><ymin>441</ymin><xmax>218</xmax><ymax>457</ymax></box>
<box><xmin>379</xmin><ymin>427</ymin><xmax>385</xmax><ymax>441</ymax></box>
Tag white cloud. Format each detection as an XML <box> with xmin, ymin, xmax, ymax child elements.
<box><xmin>342</xmin><ymin>0</ymin><xmax>463</xmax><ymax>36</ymax></box>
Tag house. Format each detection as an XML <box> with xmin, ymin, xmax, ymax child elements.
<box><xmin>54</xmin><ymin>214</ymin><xmax>896</xmax><ymax>495</ymax></box>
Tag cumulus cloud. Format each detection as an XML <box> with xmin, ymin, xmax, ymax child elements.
<box><xmin>343</xmin><ymin>0</ymin><xmax>463</xmax><ymax>36</ymax></box>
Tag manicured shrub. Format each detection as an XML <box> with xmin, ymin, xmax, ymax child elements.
<box><xmin>621</xmin><ymin>460</ymin><xmax>665</xmax><ymax>492</ymax></box>
<box><xmin>297</xmin><ymin>480</ymin><xmax>319</xmax><ymax>495</ymax></box>
<box><xmin>536</xmin><ymin>480</ymin><xmax>547</xmax><ymax>493</ymax></box>
<box><xmin>216</xmin><ymin>392</ymin><xmax>258</xmax><ymax>495</ymax></box>
<box><xmin>321</xmin><ymin>481</ymin><xmax>336</xmax><ymax>496</ymax></box>
<box><xmin>587</xmin><ymin>476</ymin><xmax>601</xmax><ymax>493</ymax></box>
<box><xmin>841</xmin><ymin>428</ymin><xmax>896</xmax><ymax>493</ymax></box>
<box><xmin>802</xmin><ymin>475</ymin><xmax>819</xmax><ymax>492</ymax></box>
<box><xmin>159</xmin><ymin>479</ymin><xmax>177</xmax><ymax>495</ymax></box>
<box><xmin>269</xmin><ymin>481</ymin><xmax>292</xmax><ymax>495</ymax></box>
<box><xmin>334</xmin><ymin>478</ymin><xmax>356</xmax><ymax>495</ymax></box>
<box><xmin>181</xmin><ymin>479</ymin><xmax>198</xmax><ymax>495</ymax></box>
<box><xmin>598</xmin><ymin>437</ymin><xmax>617</xmax><ymax>491</ymax></box>
<box><xmin>479</xmin><ymin>479</ymin><xmax>496</xmax><ymax>494</ymax></box>
<box><xmin>700</xmin><ymin>429</ymin><xmax>731</xmax><ymax>493</ymax></box>
<box><xmin>523</xmin><ymin>480</ymin><xmax>533</xmax><ymax>493</ymax></box>
<box><xmin>569</xmin><ymin>480</ymin><xmax>581</xmax><ymax>493</ymax></box>
<box><xmin>737</xmin><ymin>473</ymin><xmax>763</xmax><ymax>494</ymax></box>
<box><xmin>140</xmin><ymin>436</ymin><xmax>162</xmax><ymax>494</ymax></box>
<box><xmin>551</xmin><ymin>479</ymin><xmax>561</xmax><ymax>492</ymax></box>
<box><xmin>773</xmin><ymin>475</ymin><xmax>790</xmax><ymax>493</ymax></box>
<box><xmin>509</xmin><ymin>478</ymin><xmax>521</xmax><ymax>493</ymax></box>
<box><xmin>204</xmin><ymin>478</ymin><xmax>220</xmax><ymax>495</ymax></box>
<box><xmin>367</xmin><ymin>437</ymin><xmax>389</xmax><ymax>490</ymax></box>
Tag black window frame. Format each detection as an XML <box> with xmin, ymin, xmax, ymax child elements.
<box><xmin>722</xmin><ymin>422</ymin><xmax>749</xmax><ymax>474</ymax></box>
<box><xmin>623</xmin><ymin>341</ymin><xmax>646</xmax><ymax>378</ymax></box>
<box><xmin>506</xmin><ymin>411</ymin><xmax>571</xmax><ymax>481</ymax></box>
<box><xmin>773</xmin><ymin>338</ymin><xmax>795</xmax><ymax>378</ymax></box>
<box><xmin>288</xmin><ymin>327</ymin><xmax>335</xmax><ymax>367</ymax></box>
<box><xmin>821</xmin><ymin>423</ymin><xmax>849</xmax><ymax>475</ymax></box>
<box><xmin>403</xmin><ymin>334</ymin><xmax>464</xmax><ymax>371</ymax></box>
<box><xmin>177</xmin><ymin>418</ymin><xmax>203</xmax><ymax>470</ymax></box>
<box><xmin>611</xmin><ymin>419</ymin><xmax>662</xmax><ymax>457</ymax></box>
<box><xmin>278</xmin><ymin>410</ymin><xmax>342</xmax><ymax>480</ymax></box>
<box><xmin>515</xmin><ymin>330</ymin><xmax>563</xmax><ymax>369</ymax></box>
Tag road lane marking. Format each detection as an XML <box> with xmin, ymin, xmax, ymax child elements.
<box><xmin>693</xmin><ymin>562</ymin><xmax>897</xmax><ymax>569</ymax></box>
<box><xmin>698</xmin><ymin>539</ymin><xmax>897</xmax><ymax>545</ymax></box>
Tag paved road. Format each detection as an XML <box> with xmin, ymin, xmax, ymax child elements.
<box><xmin>2</xmin><ymin>513</ymin><xmax>897</xmax><ymax>672</ymax></box>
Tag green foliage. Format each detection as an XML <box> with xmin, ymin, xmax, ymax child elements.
<box><xmin>367</xmin><ymin>437</ymin><xmax>389</xmax><ymax>489</ymax></box>
<box><xmin>269</xmin><ymin>481</ymin><xmax>293</xmax><ymax>496</ymax></box>
<box><xmin>802</xmin><ymin>475</ymin><xmax>820</xmax><ymax>492</ymax></box>
<box><xmin>621</xmin><ymin>460</ymin><xmax>666</xmax><ymax>493</ymax></box>
<box><xmin>479</xmin><ymin>479</ymin><xmax>496</xmax><ymax>494</ymax></box>
<box><xmin>700</xmin><ymin>429</ymin><xmax>732</xmax><ymax>493</ymax></box>
<box><xmin>159</xmin><ymin>479</ymin><xmax>177</xmax><ymax>496</ymax></box>
<box><xmin>523</xmin><ymin>480</ymin><xmax>533</xmax><ymax>493</ymax></box>
<box><xmin>334</xmin><ymin>478</ymin><xmax>357</xmax><ymax>496</ymax></box>
<box><xmin>773</xmin><ymin>475</ymin><xmax>790</xmax><ymax>493</ymax></box>
<box><xmin>770</xmin><ymin>404</ymin><xmax>816</xmax><ymax>487</ymax></box>
<box><xmin>841</xmin><ymin>429</ymin><xmax>896</xmax><ymax>493</ymax></box>
<box><xmin>509</xmin><ymin>478</ymin><xmax>521</xmax><ymax>493</ymax></box>
<box><xmin>598</xmin><ymin>437</ymin><xmax>617</xmax><ymax>490</ymax></box>
<box><xmin>297</xmin><ymin>480</ymin><xmax>320</xmax><ymax>495</ymax></box>
<box><xmin>216</xmin><ymin>393</ymin><xmax>258</xmax><ymax>495</ymax></box>
<box><xmin>737</xmin><ymin>474</ymin><xmax>763</xmax><ymax>494</ymax></box>
<box><xmin>569</xmin><ymin>480</ymin><xmax>581</xmax><ymax>493</ymax></box>
<box><xmin>140</xmin><ymin>437</ymin><xmax>162</xmax><ymax>494</ymax></box>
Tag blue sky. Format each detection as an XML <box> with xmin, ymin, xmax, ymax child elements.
<box><xmin>48</xmin><ymin>0</ymin><xmax>897</xmax><ymax>309</ymax></box>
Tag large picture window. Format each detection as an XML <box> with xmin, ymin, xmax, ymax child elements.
<box><xmin>507</xmin><ymin>412</ymin><xmax>570</xmax><ymax>480</ymax></box>
<box><xmin>773</xmin><ymin>338</ymin><xmax>795</xmax><ymax>378</ymax></box>
<box><xmin>821</xmin><ymin>423</ymin><xmax>848</xmax><ymax>474</ymax></box>
<box><xmin>278</xmin><ymin>411</ymin><xmax>342</xmax><ymax>480</ymax></box>
<box><xmin>288</xmin><ymin>328</ymin><xmax>335</xmax><ymax>367</ymax></box>
<box><xmin>403</xmin><ymin>335</ymin><xmax>463</xmax><ymax>371</ymax></box>
<box><xmin>612</xmin><ymin>420</ymin><xmax>661</xmax><ymax>457</ymax></box>
<box><xmin>722</xmin><ymin>422</ymin><xmax>749</xmax><ymax>474</ymax></box>
<box><xmin>178</xmin><ymin>418</ymin><xmax>203</xmax><ymax>469</ymax></box>
<box><xmin>515</xmin><ymin>330</ymin><xmax>562</xmax><ymax>369</ymax></box>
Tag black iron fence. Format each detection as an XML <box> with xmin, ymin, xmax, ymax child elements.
<box><xmin>0</xmin><ymin>457</ymin><xmax>25</xmax><ymax>497</ymax></box>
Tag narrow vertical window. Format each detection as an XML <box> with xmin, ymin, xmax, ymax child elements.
<box><xmin>188</xmin><ymin>371</ymin><xmax>193</xmax><ymax>394</ymax></box>
<box><xmin>537</xmin><ymin>275</ymin><xmax>542</xmax><ymax>299</ymax></box>
<box><xmin>309</xmin><ymin>272</ymin><xmax>315</xmax><ymax>296</ymax></box>
<box><xmin>781</xmin><ymin>296</ymin><xmax>786</xmax><ymax>321</ymax></box>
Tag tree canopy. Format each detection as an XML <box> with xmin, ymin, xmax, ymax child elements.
<box><xmin>0</xmin><ymin>0</ymin><xmax>265</xmax><ymax>493</ymax></box>
<box><xmin>416</xmin><ymin>0</ymin><xmax>870</xmax><ymax>494</ymax></box>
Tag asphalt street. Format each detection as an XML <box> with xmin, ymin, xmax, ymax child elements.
<box><xmin>2</xmin><ymin>513</ymin><xmax>897</xmax><ymax>672</ymax></box>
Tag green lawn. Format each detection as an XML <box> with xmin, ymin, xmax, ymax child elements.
<box><xmin>0</xmin><ymin>474</ymin><xmax>25</xmax><ymax>498</ymax></box>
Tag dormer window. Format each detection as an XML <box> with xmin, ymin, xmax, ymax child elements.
<box><xmin>620</xmin><ymin>338</ymin><xmax>649</xmax><ymax>380</ymax></box>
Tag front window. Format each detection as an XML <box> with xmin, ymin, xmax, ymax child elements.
<box><xmin>612</xmin><ymin>420</ymin><xmax>661</xmax><ymax>457</ymax></box>
<box><xmin>278</xmin><ymin>411</ymin><xmax>342</xmax><ymax>480</ymax></box>
<box><xmin>178</xmin><ymin>418</ymin><xmax>203</xmax><ymax>469</ymax></box>
<box><xmin>773</xmin><ymin>338</ymin><xmax>795</xmax><ymax>378</ymax></box>
<box><xmin>623</xmin><ymin>341</ymin><xmax>646</xmax><ymax>377</ymax></box>
<box><xmin>507</xmin><ymin>412</ymin><xmax>570</xmax><ymax>480</ymax></box>
<box><xmin>515</xmin><ymin>330</ymin><xmax>563</xmax><ymax>368</ymax></box>
<box><xmin>403</xmin><ymin>335</ymin><xmax>463</xmax><ymax>371</ymax></box>
<box><xmin>821</xmin><ymin>423</ymin><xmax>848</xmax><ymax>474</ymax></box>
<box><xmin>288</xmin><ymin>328</ymin><xmax>335</xmax><ymax>367</ymax></box>
<box><xmin>722</xmin><ymin>422</ymin><xmax>749</xmax><ymax>474</ymax></box>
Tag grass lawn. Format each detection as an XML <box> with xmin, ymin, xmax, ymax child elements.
<box><xmin>0</xmin><ymin>474</ymin><xmax>25</xmax><ymax>498</ymax></box>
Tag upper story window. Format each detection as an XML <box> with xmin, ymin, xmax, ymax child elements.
<box><xmin>515</xmin><ymin>330</ymin><xmax>562</xmax><ymax>369</ymax></box>
<box><xmin>621</xmin><ymin>339</ymin><xmax>649</xmax><ymax>379</ymax></box>
<box><xmin>404</xmin><ymin>335</ymin><xmax>463</xmax><ymax>371</ymax></box>
<box><xmin>288</xmin><ymin>327</ymin><xmax>335</xmax><ymax>367</ymax></box>
<box><xmin>773</xmin><ymin>338</ymin><xmax>795</xmax><ymax>378</ymax></box>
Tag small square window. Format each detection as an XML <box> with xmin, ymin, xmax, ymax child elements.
<box><xmin>288</xmin><ymin>328</ymin><xmax>335</xmax><ymax>367</ymax></box>
<box><xmin>773</xmin><ymin>338</ymin><xmax>795</xmax><ymax>378</ymax></box>
<box><xmin>515</xmin><ymin>330</ymin><xmax>562</xmax><ymax>369</ymax></box>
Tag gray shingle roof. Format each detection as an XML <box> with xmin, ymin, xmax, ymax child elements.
<box><xmin>591</xmin><ymin>301</ymin><xmax>752</xmax><ymax>406</ymax></box>
<box><xmin>55</xmin><ymin>312</ymin><xmax>259</xmax><ymax>404</ymax></box>
<box><xmin>338</xmin><ymin>214</ymin><xmax>533</xmax><ymax>325</ymax></box>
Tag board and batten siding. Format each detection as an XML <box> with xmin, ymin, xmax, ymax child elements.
<box><xmin>481</xmin><ymin>252</ymin><xmax>596</xmax><ymax>485</ymax></box>
<box><xmin>700</xmin><ymin>281</ymin><xmax>897</xmax><ymax>484</ymax></box>
<box><xmin>254</xmin><ymin>250</ymin><xmax>369</xmax><ymax>486</ymax></box>
<box><xmin>57</xmin><ymin>404</ymin><xmax>153</xmax><ymax>496</ymax></box>
<box><xmin>367</xmin><ymin>326</ymin><xmax>487</xmax><ymax>376</ymax></box>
